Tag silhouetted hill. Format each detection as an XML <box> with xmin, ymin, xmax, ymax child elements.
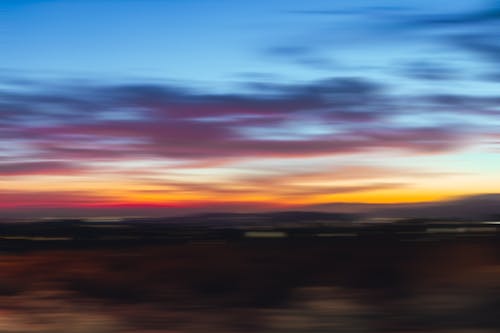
<box><xmin>306</xmin><ymin>193</ymin><xmax>500</xmax><ymax>221</ymax></box>
<box><xmin>374</xmin><ymin>194</ymin><xmax>500</xmax><ymax>220</ymax></box>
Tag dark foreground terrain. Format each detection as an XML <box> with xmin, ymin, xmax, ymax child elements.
<box><xmin>1</xmin><ymin>216</ymin><xmax>500</xmax><ymax>332</ymax></box>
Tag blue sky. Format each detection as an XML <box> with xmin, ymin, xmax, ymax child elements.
<box><xmin>2</xmin><ymin>0</ymin><xmax>487</xmax><ymax>82</ymax></box>
<box><xmin>2</xmin><ymin>0</ymin><xmax>500</xmax><ymax>217</ymax></box>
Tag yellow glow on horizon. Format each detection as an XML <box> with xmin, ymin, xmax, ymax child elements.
<box><xmin>3</xmin><ymin>163</ymin><xmax>500</xmax><ymax>210</ymax></box>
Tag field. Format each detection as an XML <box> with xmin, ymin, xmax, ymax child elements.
<box><xmin>0</xmin><ymin>228</ymin><xmax>500</xmax><ymax>332</ymax></box>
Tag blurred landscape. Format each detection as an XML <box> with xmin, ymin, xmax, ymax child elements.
<box><xmin>1</xmin><ymin>212</ymin><xmax>500</xmax><ymax>332</ymax></box>
<box><xmin>4</xmin><ymin>0</ymin><xmax>500</xmax><ymax>331</ymax></box>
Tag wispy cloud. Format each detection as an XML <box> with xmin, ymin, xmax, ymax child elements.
<box><xmin>2</xmin><ymin>77</ymin><xmax>485</xmax><ymax>163</ymax></box>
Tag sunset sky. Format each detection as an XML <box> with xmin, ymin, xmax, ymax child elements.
<box><xmin>2</xmin><ymin>0</ymin><xmax>500</xmax><ymax>217</ymax></box>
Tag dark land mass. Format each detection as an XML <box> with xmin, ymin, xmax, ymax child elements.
<box><xmin>307</xmin><ymin>193</ymin><xmax>500</xmax><ymax>220</ymax></box>
<box><xmin>0</xmin><ymin>210</ymin><xmax>499</xmax><ymax>251</ymax></box>
<box><xmin>0</xmin><ymin>212</ymin><xmax>500</xmax><ymax>332</ymax></box>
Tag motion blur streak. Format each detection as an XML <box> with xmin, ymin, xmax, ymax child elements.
<box><xmin>3</xmin><ymin>1</ymin><xmax>500</xmax><ymax>332</ymax></box>
<box><xmin>1</xmin><ymin>237</ymin><xmax>500</xmax><ymax>332</ymax></box>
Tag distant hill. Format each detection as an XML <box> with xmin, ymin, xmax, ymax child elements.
<box><xmin>305</xmin><ymin>194</ymin><xmax>500</xmax><ymax>221</ymax></box>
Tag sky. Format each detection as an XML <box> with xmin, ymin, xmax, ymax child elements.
<box><xmin>1</xmin><ymin>0</ymin><xmax>500</xmax><ymax>218</ymax></box>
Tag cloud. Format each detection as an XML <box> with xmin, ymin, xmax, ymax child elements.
<box><xmin>0</xmin><ymin>190</ymin><xmax>113</xmax><ymax>208</ymax></box>
<box><xmin>286</xmin><ymin>6</ymin><xmax>409</xmax><ymax>17</ymax></box>
<box><xmin>271</xmin><ymin>0</ymin><xmax>500</xmax><ymax>87</ymax></box>
<box><xmin>1</xmin><ymin>72</ymin><xmax>498</xmax><ymax>217</ymax></box>
<box><xmin>412</xmin><ymin>1</ymin><xmax>500</xmax><ymax>26</ymax></box>
<box><xmin>451</xmin><ymin>33</ymin><xmax>500</xmax><ymax>64</ymax></box>
<box><xmin>0</xmin><ymin>76</ymin><xmax>492</xmax><ymax>166</ymax></box>
<box><xmin>403</xmin><ymin>1</ymin><xmax>500</xmax><ymax>67</ymax></box>
<box><xmin>0</xmin><ymin>161</ymin><xmax>84</xmax><ymax>176</ymax></box>
<box><xmin>401</xmin><ymin>61</ymin><xmax>459</xmax><ymax>81</ymax></box>
<box><xmin>265</xmin><ymin>46</ymin><xmax>337</xmax><ymax>69</ymax></box>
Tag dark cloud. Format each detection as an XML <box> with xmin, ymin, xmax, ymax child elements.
<box><xmin>426</xmin><ymin>93</ymin><xmax>500</xmax><ymax>116</ymax></box>
<box><xmin>413</xmin><ymin>1</ymin><xmax>500</xmax><ymax>26</ymax></box>
<box><xmin>0</xmin><ymin>190</ymin><xmax>113</xmax><ymax>208</ymax></box>
<box><xmin>450</xmin><ymin>33</ymin><xmax>500</xmax><ymax>64</ymax></box>
<box><xmin>0</xmin><ymin>75</ymin><xmax>494</xmax><ymax>167</ymax></box>
<box><xmin>0</xmin><ymin>161</ymin><xmax>83</xmax><ymax>176</ymax></box>
<box><xmin>405</xmin><ymin>1</ymin><xmax>500</xmax><ymax>67</ymax></box>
